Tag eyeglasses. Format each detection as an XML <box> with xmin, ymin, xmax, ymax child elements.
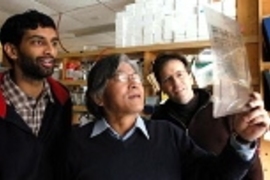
<box><xmin>112</xmin><ymin>72</ymin><xmax>142</xmax><ymax>83</ymax></box>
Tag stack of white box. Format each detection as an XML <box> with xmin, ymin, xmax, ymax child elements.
<box><xmin>197</xmin><ymin>0</ymin><xmax>210</xmax><ymax>41</ymax></box>
<box><xmin>115</xmin><ymin>12</ymin><xmax>126</xmax><ymax>47</ymax></box>
<box><xmin>222</xmin><ymin>0</ymin><xmax>236</xmax><ymax>18</ymax></box>
<box><xmin>115</xmin><ymin>0</ymin><xmax>236</xmax><ymax>47</ymax></box>
<box><xmin>124</xmin><ymin>4</ymin><xmax>136</xmax><ymax>46</ymax></box>
<box><xmin>175</xmin><ymin>0</ymin><xmax>198</xmax><ymax>42</ymax></box>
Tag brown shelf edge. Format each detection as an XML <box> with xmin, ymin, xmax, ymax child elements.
<box><xmin>58</xmin><ymin>36</ymin><xmax>258</xmax><ymax>59</ymax></box>
<box><xmin>261</xmin><ymin>62</ymin><xmax>270</xmax><ymax>70</ymax></box>
<box><xmin>244</xmin><ymin>35</ymin><xmax>259</xmax><ymax>43</ymax></box>
<box><xmin>72</xmin><ymin>105</ymin><xmax>87</xmax><ymax>112</ymax></box>
<box><xmin>58</xmin><ymin>40</ymin><xmax>211</xmax><ymax>58</ymax></box>
<box><xmin>60</xmin><ymin>80</ymin><xmax>87</xmax><ymax>86</ymax></box>
<box><xmin>252</xmin><ymin>77</ymin><xmax>260</xmax><ymax>86</ymax></box>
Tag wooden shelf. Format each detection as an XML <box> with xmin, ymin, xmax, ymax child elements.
<box><xmin>60</xmin><ymin>79</ymin><xmax>152</xmax><ymax>87</ymax></box>
<box><xmin>57</xmin><ymin>1</ymin><xmax>268</xmax><ymax>178</ymax></box>
<box><xmin>258</xmin><ymin>0</ymin><xmax>270</xmax><ymax>179</ymax></box>
<box><xmin>252</xmin><ymin>77</ymin><xmax>260</xmax><ymax>86</ymax></box>
<box><xmin>60</xmin><ymin>80</ymin><xmax>87</xmax><ymax>86</ymax></box>
<box><xmin>243</xmin><ymin>35</ymin><xmax>259</xmax><ymax>43</ymax></box>
<box><xmin>58</xmin><ymin>41</ymin><xmax>211</xmax><ymax>58</ymax></box>
<box><xmin>261</xmin><ymin>62</ymin><xmax>270</xmax><ymax>70</ymax></box>
<box><xmin>58</xmin><ymin>36</ymin><xmax>258</xmax><ymax>59</ymax></box>
<box><xmin>72</xmin><ymin>105</ymin><xmax>87</xmax><ymax>112</ymax></box>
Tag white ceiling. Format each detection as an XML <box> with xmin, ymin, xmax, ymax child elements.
<box><xmin>0</xmin><ymin>0</ymin><xmax>135</xmax><ymax>53</ymax></box>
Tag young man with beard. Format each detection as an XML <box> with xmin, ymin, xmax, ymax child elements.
<box><xmin>151</xmin><ymin>53</ymin><xmax>264</xmax><ymax>180</ymax></box>
<box><xmin>0</xmin><ymin>10</ymin><xmax>72</xmax><ymax>180</ymax></box>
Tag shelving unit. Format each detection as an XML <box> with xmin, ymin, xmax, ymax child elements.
<box><xmin>260</xmin><ymin>62</ymin><xmax>270</xmax><ymax>70</ymax></box>
<box><xmin>58</xmin><ymin>40</ymin><xmax>211</xmax><ymax>58</ymax></box>
<box><xmin>59</xmin><ymin>39</ymin><xmax>261</xmax><ymax>128</ymax></box>
<box><xmin>57</xmin><ymin>1</ymin><xmax>270</xmax><ymax>177</ymax></box>
<box><xmin>58</xmin><ymin>37</ymin><xmax>258</xmax><ymax>58</ymax></box>
<box><xmin>60</xmin><ymin>80</ymin><xmax>87</xmax><ymax>86</ymax></box>
<box><xmin>58</xmin><ymin>40</ymin><xmax>213</xmax><ymax>111</ymax></box>
<box><xmin>58</xmin><ymin>41</ymin><xmax>214</xmax><ymax>124</ymax></box>
<box><xmin>249</xmin><ymin>0</ymin><xmax>270</xmax><ymax>178</ymax></box>
<box><xmin>72</xmin><ymin>105</ymin><xmax>87</xmax><ymax>112</ymax></box>
<box><xmin>58</xmin><ymin>37</ymin><xmax>260</xmax><ymax>113</ymax></box>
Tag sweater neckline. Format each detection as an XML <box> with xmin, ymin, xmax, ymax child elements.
<box><xmin>102</xmin><ymin>128</ymin><xmax>145</xmax><ymax>148</ymax></box>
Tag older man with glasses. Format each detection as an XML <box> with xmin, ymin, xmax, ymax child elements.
<box><xmin>66</xmin><ymin>54</ymin><xmax>269</xmax><ymax>180</ymax></box>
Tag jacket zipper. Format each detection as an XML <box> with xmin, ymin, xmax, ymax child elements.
<box><xmin>167</xmin><ymin>98</ymin><xmax>211</xmax><ymax>137</ymax></box>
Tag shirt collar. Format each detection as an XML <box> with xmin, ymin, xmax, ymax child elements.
<box><xmin>2</xmin><ymin>71</ymin><xmax>54</xmax><ymax>104</ymax></box>
<box><xmin>43</xmin><ymin>79</ymin><xmax>54</xmax><ymax>103</ymax></box>
<box><xmin>90</xmin><ymin>116</ymin><xmax>150</xmax><ymax>140</ymax></box>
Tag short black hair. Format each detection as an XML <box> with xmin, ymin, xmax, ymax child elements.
<box><xmin>85</xmin><ymin>54</ymin><xmax>140</xmax><ymax>119</ymax></box>
<box><xmin>0</xmin><ymin>10</ymin><xmax>56</xmax><ymax>65</ymax></box>
<box><xmin>152</xmin><ymin>52</ymin><xmax>189</xmax><ymax>84</ymax></box>
<box><xmin>0</xmin><ymin>9</ymin><xmax>56</xmax><ymax>46</ymax></box>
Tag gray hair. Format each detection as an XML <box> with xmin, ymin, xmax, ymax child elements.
<box><xmin>85</xmin><ymin>54</ymin><xmax>141</xmax><ymax>119</ymax></box>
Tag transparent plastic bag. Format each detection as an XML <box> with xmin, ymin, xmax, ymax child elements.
<box><xmin>204</xmin><ymin>6</ymin><xmax>251</xmax><ymax>118</ymax></box>
<box><xmin>191</xmin><ymin>49</ymin><xmax>214</xmax><ymax>88</ymax></box>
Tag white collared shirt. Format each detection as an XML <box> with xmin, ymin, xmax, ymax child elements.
<box><xmin>90</xmin><ymin>116</ymin><xmax>149</xmax><ymax>141</ymax></box>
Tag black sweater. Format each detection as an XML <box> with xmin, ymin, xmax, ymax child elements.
<box><xmin>67</xmin><ymin>120</ymin><xmax>253</xmax><ymax>180</ymax></box>
<box><xmin>0</xmin><ymin>76</ymin><xmax>72</xmax><ymax>180</ymax></box>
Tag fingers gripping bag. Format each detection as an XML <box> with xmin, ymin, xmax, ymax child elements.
<box><xmin>204</xmin><ymin>6</ymin><xmax>252</xmax><ymax>118</ymax></box>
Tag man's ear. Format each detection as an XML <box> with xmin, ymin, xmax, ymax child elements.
<box><xmin>93</xmin><ymin>94</ymin><xmax>104</xmax><ymax>106</ymax></box>
<box><xmin>3</xmin><ymin>43</ymin><xmax>18</xmax><ymax>60</ymax></box>
<box><xmin>189</xmin><ymin>73</ymin><xmax>195</xmax><ymax>86</ymax></box>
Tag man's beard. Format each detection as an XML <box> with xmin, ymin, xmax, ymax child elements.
<box><xmin>17</xmin><ymin>52</ymin><xmax>55</xmax><ymax>81</ymax></box>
